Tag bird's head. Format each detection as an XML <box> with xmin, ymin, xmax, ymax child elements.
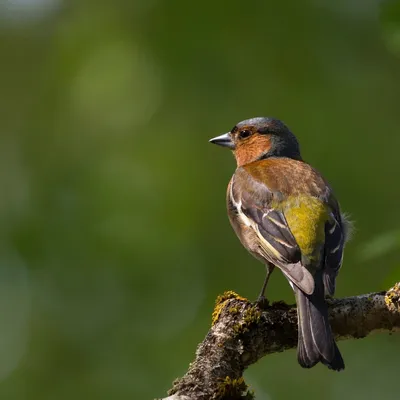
<box><xmin>209</xmin><ymin>117</ymin><xmax>302</xmax><ymax>167</ymax></box>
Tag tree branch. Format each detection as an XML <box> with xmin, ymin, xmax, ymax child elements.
<box><xmin>161</xmin><ymin>283</ymin><xmax>400</xmax><ymax>400</ymax></box>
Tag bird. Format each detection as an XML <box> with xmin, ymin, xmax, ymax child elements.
<box><xmin>209</xmin><ymin>117</ymin><xmax>351</xmax><ymax>371</ymax></box>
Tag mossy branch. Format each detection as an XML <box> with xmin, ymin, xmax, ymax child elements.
<box><xmin>160</xmin><ymin>283</ymin><xmax>400</xmax><ymax>400</ymax></box>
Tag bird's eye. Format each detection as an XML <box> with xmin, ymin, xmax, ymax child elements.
<box><xmin>239</xmin><ymin>129</ymin><xmax>252</xmax><ymax>139</ymax></box>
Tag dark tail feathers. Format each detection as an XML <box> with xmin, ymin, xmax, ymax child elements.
<box><xmin>295</xmin><ymin>279</ymin><xmax>344</xmax><ymax>371</ymax></box>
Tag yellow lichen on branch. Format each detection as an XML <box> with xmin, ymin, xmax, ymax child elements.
<box><xmin>212</xmin><ymin>291</ymin><xmax>248</xmax><ymax>326</ymax></box>
<box><xmin>232</xmin><ymin>306</ymin><xmax>261</xmax><ymax>335</ymax></box>
<box><xmin>215</xmin><ymin>376</ymin><xmax>254</xmax><ymax>400</ymax></box>
<box><xmin>385</xmin><ymin>283</ymin><xmax>400</xmax><ymax>312</ymax></box>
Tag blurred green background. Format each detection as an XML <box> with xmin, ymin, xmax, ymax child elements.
<box><xmin>1</xmin><ymin>1</ymin><xmax>400</xmax><ymax>399</ymax></box>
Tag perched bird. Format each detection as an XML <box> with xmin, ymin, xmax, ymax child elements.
<box><xmin>209</xmin><ymin>117</ymin><xmax>350</xmax><ymax>371</ymax></box>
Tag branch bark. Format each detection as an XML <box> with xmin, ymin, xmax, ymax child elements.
<box><xmin>161</xmin><ymin>283</ymin><xmax>400</xmax><ymax>400</ymax></box>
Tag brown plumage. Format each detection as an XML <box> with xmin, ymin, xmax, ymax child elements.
<box><xmin>210</xmin><ymin>117</ymin><xmax>351</xmax><ymax>370</ymax></box>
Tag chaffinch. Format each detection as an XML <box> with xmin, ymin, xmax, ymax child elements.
<box><xmin>209</xmin><ymin>117</ymin><xmax>351</xmax><ymax>371</ymax></box>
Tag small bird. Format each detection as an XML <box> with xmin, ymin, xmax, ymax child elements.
<box><xmin>209</xmin><ymin>117</ymin><xmax>350</xmax><ymax>371</ymax></box>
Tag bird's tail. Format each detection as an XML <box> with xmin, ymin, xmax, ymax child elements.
<box><xmin>295</xmin><ymin>273</ymin><xmax>344</xmax><ymax>371</ymax></box>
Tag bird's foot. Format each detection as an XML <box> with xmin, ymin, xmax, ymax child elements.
<box><xmin>256</xmin><ymin>295</ymin><xmax>270</xmax><ymax>309</ymax></box>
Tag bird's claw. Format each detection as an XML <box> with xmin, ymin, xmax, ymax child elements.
<box><xmin>256</xmin><ymin>295</ymin><xmax>269</xmax><ymax>309</ymax></box>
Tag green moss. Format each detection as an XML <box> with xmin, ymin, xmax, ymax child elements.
<box><xmin>243</xmin><ymin>307</ymin><xmax>261</xmax><ymax>324</ymax></box>
<box><xmin>215</xmin><ymin>376</ymin><xmax>255</xmax><ymax>400</ymax></box>
<box><xmin>228</xmin><ymin>306</ymin><xmax>240</xmax><ymax>315</ymax></box>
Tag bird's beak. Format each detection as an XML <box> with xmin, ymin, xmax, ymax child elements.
<box><xmin>209</xmin><ymin>133</ymin><xmax>235</xmax><ymax>149</ymax></box>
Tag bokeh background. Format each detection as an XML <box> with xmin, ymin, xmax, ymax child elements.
<box><xmin>1</xmin><ymin>0</ymin><xmax>400</xmax><ymax>399</ymax></box>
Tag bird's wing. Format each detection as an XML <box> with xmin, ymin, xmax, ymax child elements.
<box><xmin>323</xmin><ymin>201</ymin><xmax>349</xmax><ymax>295</ymax></box>
<box><xmin>230</xmin><ymin>174</ymin><xmax>315</xmax><ymax>295</ymax></box>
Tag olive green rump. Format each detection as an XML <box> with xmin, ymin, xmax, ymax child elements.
<box><xmin>274</xmin><ymin>195</ymin><xmax>331</xmax><ymax>260</ymax></box>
